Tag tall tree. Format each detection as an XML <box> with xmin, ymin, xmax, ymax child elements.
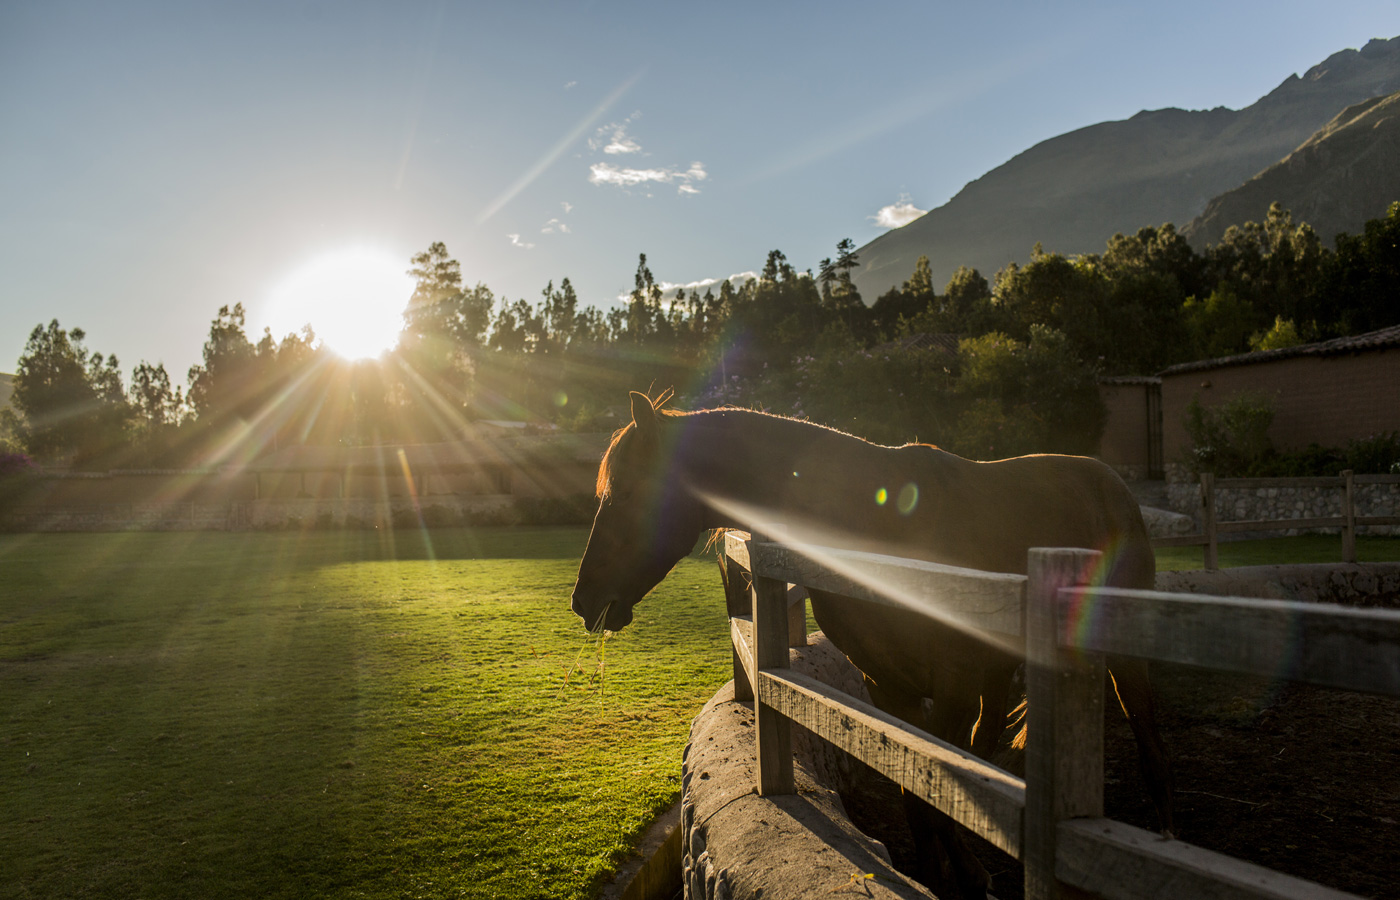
<box><xmin>12</xmin><ymin>320</ymin><xmax>130</xmax><ymax>463</ymax></box>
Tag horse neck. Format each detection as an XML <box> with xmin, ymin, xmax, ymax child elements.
<box><xmin>672</xmin><ymin>410</ymin><xmax>899</xmax><ymax>535</ymax></box>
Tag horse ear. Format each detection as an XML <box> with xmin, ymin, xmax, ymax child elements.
<box><xmin>630</xmin><ymin>391</ymin><xmax>659</xmax><ymax>438</ymax></box>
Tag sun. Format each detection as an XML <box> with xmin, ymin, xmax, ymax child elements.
<box><xmin>264</xmin><ymin>247</ymin><xmax>415</xmax><ymax>360</ymax></box>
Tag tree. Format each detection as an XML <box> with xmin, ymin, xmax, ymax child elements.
<box><xmin>12</xmin><ymin>320</ymin><xmax>131</xmax><ymax>464</ymax></box>
<box><xmin>186</xmin><ymin>303</ymin><xmax>259</xmax><ymax>424</ymax></box>
<box><xmin>128</xmin><ymin>360</ymin><xmax>184</xmax><ymax>457</ymax></box>
<box><xmin>952</xmin><ymin>325</ymin><xmax>1105</xmax><ymax>458</ymax></box>
<box><xmin>1307</xmin><ymin>201</ymin><xmax>1400</xmax><ymax>336</ymax></box>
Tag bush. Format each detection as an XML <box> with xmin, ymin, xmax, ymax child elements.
<box><xmin>1184</xmin><ymin>394</ymin><xmax>1400</xmax><ymax>477</ymax></box>
<box><xmin>1183</xmin><ymin>393</ymin><xmax>1275</xmax><ymax>476</ymax></box>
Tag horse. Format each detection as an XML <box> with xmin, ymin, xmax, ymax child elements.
<box><xmin>570</xmin><ymin>392</ymin><xmax>1173</xmax><ymax>899</ymax></box>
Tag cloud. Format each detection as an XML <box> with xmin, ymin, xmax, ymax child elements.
<box><xmin>564</xmin><ymin>80</ymin><xmax>577</xmax><ymax>90</ymax></box>
<box><xmin>870</xmin><ymin>197</ymin><xmax>927</xmax><ymax>229</ymax></box>
<box><xmin>615</xmin><ymin>270</ymin><xmax>758</xmax><ymax>304</ymax></box>
<box><xmin>590</xmin><ymin>160</ymin><xmax>707</xmax><ymax>195</ymax></box>
<box><xmin>507</xmin><ymin>233</ymin><xmax>535</xmax><ymax>250</ymax></box>
<box><xmin>602</xmin><ymin>125</ymin><xmax>641</xmax><ymax>155</ymax></box>
<box><xmin>589</xmin><ymin>115</ymin><xmax>644</xmax><ymax>154</ymax></box>
<box><xmin>541</xmin><ymin>218</ymin><xmax>571</xmax><ymax>234</ymax></box>
<box><xmin>561</xmin><ymin>201</ymin><xmax>573</xmax><ymax>213</ymax></box>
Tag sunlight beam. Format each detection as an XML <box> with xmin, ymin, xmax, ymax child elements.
<box><xmin>694</xmin><ymin>488</ymin><xmax>1025</xmax><ymax>654</ymax></box>
<box><xmin>477</xmin><ymin>70</ymin><xmax>644</xmax><ymax>224</ymax></box>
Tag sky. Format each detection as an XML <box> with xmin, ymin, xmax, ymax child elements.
<box><xmin>2</xmin><ymin>1</ymin><xmax>1396</xmax><ymax>379</ymax></box>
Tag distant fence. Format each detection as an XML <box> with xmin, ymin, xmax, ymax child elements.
<box><xmin>720</xmin><ymin>530</ymin><xmax>1400</xmax><ymax>900</ymax></box>
<box><xmin>1155</xmin><ymin>471</ymin><xmax>1400</xmax><ymax>568</ymax></box>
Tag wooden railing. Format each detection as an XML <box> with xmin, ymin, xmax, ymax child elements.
<box><xmin>1152</xmin><ymin>471</ymin><xmax>1400</xmax><ymax>569</ymax></box>
<box><xmin>721</xmin><ymin>530</ymin><xmax>1400</xmax><ymax>900</ymax></box>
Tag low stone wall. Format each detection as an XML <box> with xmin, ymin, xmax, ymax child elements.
<box><xmin>1156</xmin><ymin>562</ymin><xmax>1400</xmax><ymax>607</ymax></box>
<box><xmin>1163</xmin><ymin>480</ymin><xmax>1400</xmax><ymax>536</ymax></box>
<box><xmin>680</xmin><ymin>636</ymin><xmax>932</xmax><ymax>900</ymax></box>
<box><xmin>0</xmin><ymin>494</ymin><xmax>584</xmax><ymax>531</ymax></box>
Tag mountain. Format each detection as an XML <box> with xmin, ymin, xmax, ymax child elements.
<box><xmin>852</xmin><ymin>36</ymin><xmax>1400</xmax><ymax>300</ymax></box>
<box><xmin>1182</xmin><ymin>91</ymin><xmax>1400</xmax><ymax>247</ymax></box>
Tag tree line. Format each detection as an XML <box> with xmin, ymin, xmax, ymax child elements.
<box><xmin>4</xmin><ymin>201</ymin><xmax>1398</xmax><ymax>470</ymax></box>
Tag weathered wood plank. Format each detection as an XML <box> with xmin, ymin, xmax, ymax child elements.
<box><xmin>1216</xmin><ymin>476</ymin><xmax>1343</xmax><ymax>489</ymax></box>
<box><xmin>1356</xmin><ymin>473</ymin><xmax>1400</xmax><ymax>485</ymax></box>
<box><xmin>1060</xmin><ymin>588</ymin><xmax>1400</xmax><ymax>697</ymax></box>
<box><xmin>753</xmin><ymin>574</ymin><xmax>794</xmax><ymax>795</ymax></box>
<box><xmin>1215</xmin><ymin>516</ymin><xmax>1344</xmax><ymax>534</ymax></box>
<box><xmin>1149</xmin><ymin>533</ymin><xmax>1209</xmax><ymax>548</ymax></box>
<box><xmin>1358</xmin><ymin>515</ymin><xmax>1400</xmax><ymax>527</ymax></box>
<box><xmin>746</xmin><ymin>541</ymin><xmax>1027</xmax><ymax>637</ymax></box>
<box><xmin>1024</xmin><ymin>548</ymin><xmax>1104</xmax><ymax>900</ymax></box>
<box><xmin>1057</xmin><ymin>818</ymin><xmax>1358</xmax><ymax>900</ymax></box>
<box><xmin>755</xmin><ymin>668</ymin><xmax>1026</xmax><ymax>857</ymax></box>
<box><xmin>1202</xmin><ymin>473</ymin><xmax>1218</xmax><ymax>571</ymax></box>
<box><xmin>723</xmin><ymin>529</ymin><xmax>751</xmax><ymax>573</ymax></box>
<box><xmin>729</xmin><ymin>616</ymin><xmax>756</xmax><ymax>702</ymax></box>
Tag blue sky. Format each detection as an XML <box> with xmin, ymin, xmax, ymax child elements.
<box><xmin>2</xmin><ymin>1</ymin><xmax>1396</xmax><ymax>377</ymax></box>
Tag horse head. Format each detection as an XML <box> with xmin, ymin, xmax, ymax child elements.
<box><xmin>570</xmin><ymin>391</ymin><xmax>708</xmax><ymax>633</ymax></box>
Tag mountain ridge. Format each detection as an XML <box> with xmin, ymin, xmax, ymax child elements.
<box><xmin>852</xmin><ymin>36</ymin><xmax>1400</xmax><ymax>300</ymax></box>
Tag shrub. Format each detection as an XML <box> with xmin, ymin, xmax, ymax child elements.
<box><xmin>1183</xmin><ymin>393</ymin><xmax>1275</xmax><ymax>476</ymax></box>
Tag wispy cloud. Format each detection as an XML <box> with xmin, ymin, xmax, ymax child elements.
<box><xmin>541</xmin><ymin>218</ymin><xmax>571</xmax><ymax>234</ymax></box>
<box><xmin>870</xmin><ymin>196</ymin><xmax>927</xmax><ymax>228</ymax></box>
<box><xmin>615</xmin><ymin>270</ymin><xmax>757</xmax><ymax>303</ymax></box>
<box><xmin>560</xmin><ymin>201</ymin><xmax>573</xmax><ymax>213</ymax></box>
<box><xmin>602</xmin><ymin>125</ymin><xmax>641</xmax><ymax>155</ymax></box>
<box><xmin>477</xmin><ymin>70</ymin><xmax>642</xmax><ymax>224</ymax></box>
<box><xmin>508</xmin><ymin>234</ymin><xmax>535</xmax><ymax>250</ymax></box>
<box><xmin>564</xmin><ymin>80</ymin><xmax>577</xmax><ymax>90</ymax></box>
<box><xmin>590</xmin><ymin>161</ymin><xmax>707</xmax><ymax>195</ymax></box>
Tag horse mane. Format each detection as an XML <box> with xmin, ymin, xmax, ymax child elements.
<box><xmin>595</xmin><ymin>389</ymin><xmax>689</xmax><ymax>499</ymax></box>
<box><xmin>594</xmin><ymin>395</ymin><xmax>928</xmax><ymax>500</ymax></box>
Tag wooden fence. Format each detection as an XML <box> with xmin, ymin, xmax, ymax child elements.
<box><xmin>720</xmin><ymin>530</ymin><xmax>1400</xmax><ymax>900</ymax></box>
<box><xmin>1153</xmin><ymin>471</ymin><xmax>1400</xmax><ymax>568</ymax></box>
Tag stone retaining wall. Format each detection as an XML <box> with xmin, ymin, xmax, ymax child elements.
<box><xmin>680</xmin><ymin>637</ymin><xmax>931</xmax><ymax>900</ymax></box>
<box><xmin>0</xmin><ymin>495</ymin><xmax>531</xmax><ymax>531</ymax></box>
<box><xmin>1163</xmin><ymin>480</ymin><xmax>1400</xmax><ymax>536</ymax></box>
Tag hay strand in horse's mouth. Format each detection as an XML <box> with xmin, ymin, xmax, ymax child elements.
<box><xmin>557</xmin><ymin>604</ymin><xmax>612</xmax><ymax>701</ymax></box>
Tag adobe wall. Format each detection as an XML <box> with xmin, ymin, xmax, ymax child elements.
<box><xmin>1160</xmin><ymin>347</ymin><xmax>1400</xmax><ymax>463</ymax></box>
<box><xmin>1099</xmin><ymin>381</ymin><xmax>1154</xmax><ymax>475</ymax></box>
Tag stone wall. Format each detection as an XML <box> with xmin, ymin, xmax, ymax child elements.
<box><xmin>1162</xmin><ymin>478</ymin><xmax>1400</xmax><ymax>536</ymax></box>
<box><xmin>0</xmin><ymin>494</ymin><xmax>592</xmax><ymax>531</ymax></box>
<box><xmin>680</xmin><ymin>636</ymin><xmax>931</xmax><ymax>900</ymax></box>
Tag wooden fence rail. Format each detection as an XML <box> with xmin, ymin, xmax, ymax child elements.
<box><xmin>721</xmin><ymin>530</ymin><xmax>1399</xmax><ymax>900</ymax></box>
<box><xmin>1151</xmin><ymin>471</ymin><xmax>1400</xmax><ymax>568</ymax></box>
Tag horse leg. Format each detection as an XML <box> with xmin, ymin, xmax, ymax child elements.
<box><xmin>1107</xmin><ymin>655</ymin><xmax>1175</xmax><ymax>836</ymax></box>
<box><xmin>865</xmin><ymin>675</ymin><xmax>991</xmax><ymax>900</ymax></box>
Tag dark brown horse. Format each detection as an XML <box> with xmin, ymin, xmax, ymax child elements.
<box><xmin>570</xmin><ymin>392</ymin><xmax>1173</xmax><ymax>898</ymax></box>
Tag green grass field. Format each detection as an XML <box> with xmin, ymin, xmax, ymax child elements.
<box><xmin>1153</xmin><ymin>533</ymin><xmax>1400</xmax><ymax>571</ymax></box>
<box><xmin>2</xmin><ymin>528</ymin><xmax>1397</xmax><ymax>900</ymax></box>
<box><xmin>0</xmin><ymin>528</ymin><xmax>732</xmax><ymax>900</ymax></box>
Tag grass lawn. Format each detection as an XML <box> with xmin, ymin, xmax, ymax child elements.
<box><xmin>0</xmin><ymin>527</ymin><xmax>732</xmax><ymax>900</ymax></box>
<box><xmin>4</xmin><ymin>528</ymin><xmax>1397</xmax><ymax>900</ymax></box>
<box><xmin>1154</xmin><ymin>534</ymin><xmax>1400</xmax><ymax>571</ymax></box>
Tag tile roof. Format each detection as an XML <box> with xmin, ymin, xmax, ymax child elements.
<box><xmin>1158</xmin><ymin>324</ymin><xmax>1400</xmax><ymax>376</ymax></box>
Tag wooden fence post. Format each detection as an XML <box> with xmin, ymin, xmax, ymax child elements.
<box><xmin>753</xmin><ymin>567</ymin><xmax>795</xmax><ymax>796</ymax></box>
<box><xmin>1201</xmin><ymin>472</ymin><xmax>1218</xmax><ymax>571</ymax></box>
<box><xmin>787</xmin><ymin>585</ymin><xmax>808</xmax><ymax>648</ymax></box>
<box><xmin>1024</xmin><ymin>547</ymin><xmax>1105</xmax><ymax>900</ymax></box>
<box><xmin>720</xmin><ymin>551</ymin><xmax>754</xmax><ymax>703</ymax></box>
<box><xmin>1342</xmin><ymin>470</ymin><xmax>1356</xmax><ymax>564</ymax></box>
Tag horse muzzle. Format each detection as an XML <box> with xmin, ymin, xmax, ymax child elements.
<box><xmin>570</xmin><ymin>589</ymin><xmax>634</xmax><ymax>633</ymax></box>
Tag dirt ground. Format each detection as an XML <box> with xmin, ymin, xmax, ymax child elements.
<box><xmin>842</xmin><ymin>661</ymin><xmax>1400</xmax><ymax>899</ymax></box>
